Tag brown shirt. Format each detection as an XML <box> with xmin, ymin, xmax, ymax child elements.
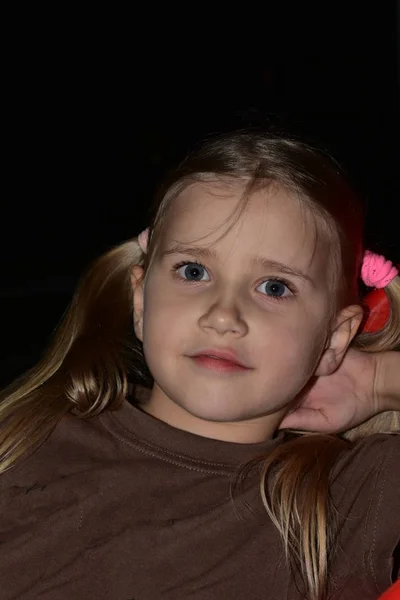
<box><xmin>0</xmin><ymin>401</ymin><xmax>398</xmax><ymax>599</ymax></box>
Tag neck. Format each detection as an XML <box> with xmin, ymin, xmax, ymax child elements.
<box><xmin>140</xmin><ymin>385</ymin><xmax>284</xmax><ymax>444</ymax></box>
<box><xmin>377</xmin><ymin>351</ymin><xmax>400</xmax><ymax>412</ymax></box>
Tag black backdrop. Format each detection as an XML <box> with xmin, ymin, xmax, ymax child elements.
<box><xmin>1</xmin><ymin>6</ymin><xmax>399</xmax><ymax>387</ymax></box>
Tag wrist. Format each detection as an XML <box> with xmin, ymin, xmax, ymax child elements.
<box><xmin>375</xmin><ymin>351</ymin><xmax>400</xmax><ymax>412</ymax></box>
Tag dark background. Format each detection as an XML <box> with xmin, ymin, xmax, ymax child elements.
<box><xmin>1</xmin><ymin>6</ymin><xmax>399</xmax><ymax>387</ymax></box>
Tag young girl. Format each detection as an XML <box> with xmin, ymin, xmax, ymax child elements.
<box><xmin>0</xmin><ymin>130</ymin><xmax>399</xmax><ymax>600</ymax></box>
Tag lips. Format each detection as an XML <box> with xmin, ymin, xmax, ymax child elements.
<box><xmin>188</xmin><ymin>348</ymin><xmax>251</xmax><ymax>373</ymax></box>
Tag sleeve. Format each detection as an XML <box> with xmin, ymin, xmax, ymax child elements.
<box><xmin>363</xmin><ymin>434</ymin><xmax>400</xmax><ymax>591</ymax></box>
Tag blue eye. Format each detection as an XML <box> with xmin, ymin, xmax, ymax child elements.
<box><xmin>257</xmin><ymin>279</ymin><xmax>293</xmax><ymax>298</ymax></box>
<box><xmin>176</xmin><ymin>262</ymin><xmax>210</xmax><ymax>282</ymax></box>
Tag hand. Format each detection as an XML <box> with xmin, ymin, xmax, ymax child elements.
<box><xmin>279</xmin><ymin>348</ymin><xmax>380</xmax><ymax>433</ymax></box>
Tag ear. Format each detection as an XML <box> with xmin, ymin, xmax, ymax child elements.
<box><xmin>131</xmin><ymin>265</ymin><xmax>145</xmax><ymax>341</ymax></box>
<box><xmin>315</xmin><ymin>305</ymin><xmax>364</xmax><ymax>376</ymax></box>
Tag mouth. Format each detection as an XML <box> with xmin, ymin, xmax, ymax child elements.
<box><xmin>188</xmin><ymin>349</ymin><xmax>251</xmax><ymax>373</ymax></box>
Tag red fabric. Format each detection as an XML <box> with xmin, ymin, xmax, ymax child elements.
<box><xmin>361</xmin><ymin>263</ymin><xmax>400</xmax><ymax>333</ymax></box>
<box><xmin>378</xmin><ymin>579</ymin><xmax>400</xmax><ymax>600</ymax></box>
<box><xmin>361</xmin><ymin>288</ymin><xmax>390</xmax><ymax>333</ymax></box>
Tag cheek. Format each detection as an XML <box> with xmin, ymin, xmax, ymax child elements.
<box><xmin>144</xmin><ymin>270</ymin><xmax>202</xmax><ymax>318</ymax></box>
<box><xmin>255</xmin><ymin>313</ymin><xmax>327</xmax><ymax>370</ymax></box>
<box><xmin>142</xmin><ymin>281</ymin><xmax>193</xmax><ymax>348</ymax></box>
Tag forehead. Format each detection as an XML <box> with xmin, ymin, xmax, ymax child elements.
<box><xmin>161</xmin><ymin>181</ymin><xmax>331</xmax><ymax>278</ymax></box>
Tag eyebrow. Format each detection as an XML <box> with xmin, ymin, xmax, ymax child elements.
<box><xmin>161</xmin><ymin>244</ymin><xmax>315</xmax><ymax>286</ymax></box>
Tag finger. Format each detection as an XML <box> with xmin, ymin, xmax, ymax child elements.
<box><xmin>279</xmin><ymin>408</ymin><xmax>331</xmax><ymax>432</ymax></box>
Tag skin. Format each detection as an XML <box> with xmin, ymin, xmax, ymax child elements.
<box><xmin>132</xmin><ymin>181</ymin><xmax>363</xmax><ymax>443</ymax></box>
<box><xmin>279</xmin><ymin>347</ymin><xmax>400</xmax><ymax>433</ymax></box>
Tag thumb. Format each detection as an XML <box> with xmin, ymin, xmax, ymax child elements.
<box><xmin>279</xmin><ymin>407</ymin><xmax>328</xmax><ymax>432</ymax></box>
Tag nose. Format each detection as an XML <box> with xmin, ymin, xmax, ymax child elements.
<box><xmin>198</xmin><ymin>296</ymin><xmax>248</xmax><ymax>337</ymax></box>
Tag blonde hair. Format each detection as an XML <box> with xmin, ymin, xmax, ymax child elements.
<box><xmin>1</xmin><ymin>130</ymin><xmax>399</xmax><ymax>599</ymax></box>
<box><xmin>0</xmin><ymin>241</ymin><xmax>145</xmax><ymax>471</ymax></box>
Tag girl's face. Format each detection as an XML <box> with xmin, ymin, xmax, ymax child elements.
<box><xmin>133</xmin><ymin>181</ymin><xmax>354</xmax><ymax>442</ymax></box>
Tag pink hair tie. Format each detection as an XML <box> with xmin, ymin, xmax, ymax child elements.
<box><xmin>138</xmin><ymin>228</ymin><xmax>150</xmax><ymax>254</ymax></box>
<box><xmin>361</xmin><ymin>250</ymin><xmax>398</xmax><ymax>289</ymax></box>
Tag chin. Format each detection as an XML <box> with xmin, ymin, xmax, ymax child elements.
<box><xmin>178</xmin><ymin>394</ymin><xmax>265</xmax><ymax>424</ymax></box>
